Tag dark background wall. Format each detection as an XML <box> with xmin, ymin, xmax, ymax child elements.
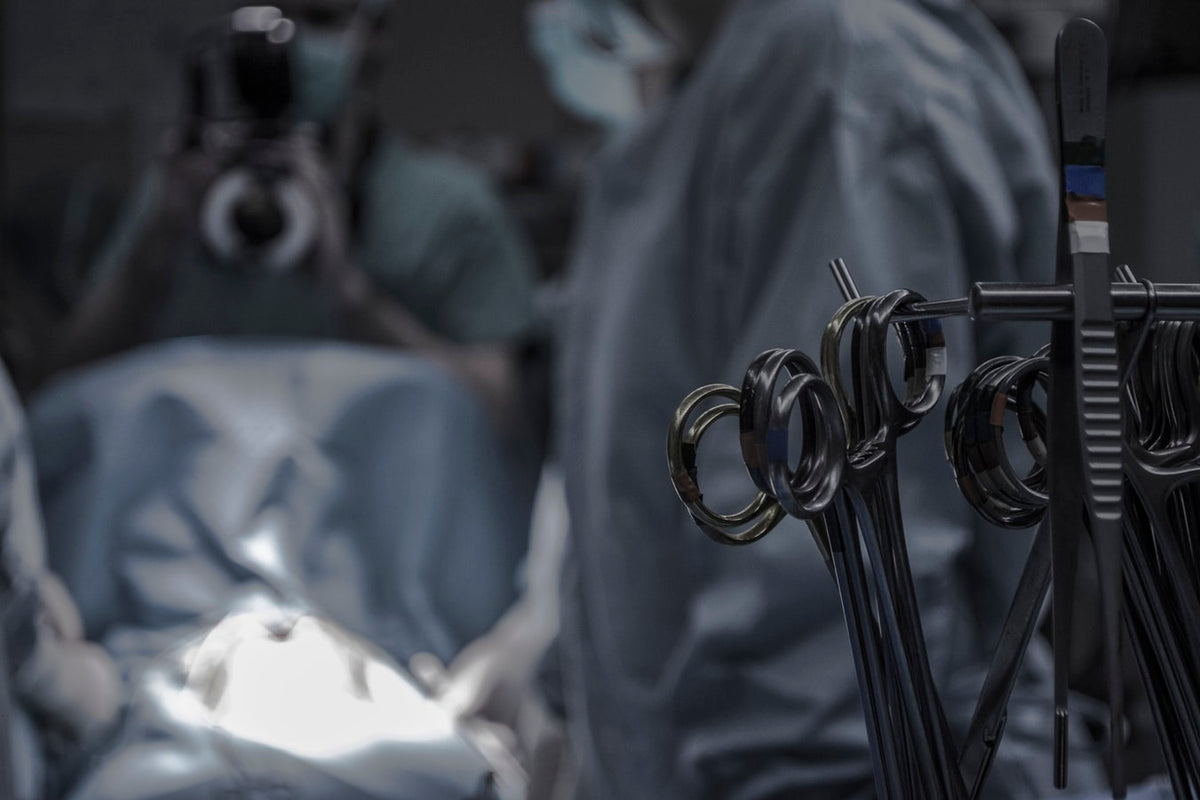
<box><xmin>5</xmin><ymin>0</ymin><xmax>566</xmax><ymax>164</ymax></box>
<box><xmin>2</xmin><ymin>0</ymin><xmax>1197</xmax><ymax>301</ymax></box>
<box><xmin>2</xmin><ymin>0</ymin><xmax>587</xmax><ymax>323</ymax></box>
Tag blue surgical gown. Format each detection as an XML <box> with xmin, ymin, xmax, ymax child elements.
<box><xmin>554</xmin><ymin>0</ymin><xmax>1107</xmax><ymax>797</ymax></box>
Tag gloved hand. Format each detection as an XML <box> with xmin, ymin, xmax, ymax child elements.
<box><xmin>409</xmin><ymin>611</ymin><xmax>550</xmax><ymax>796</ymax></box>
<box><xmin>15</xmin><ymin>573</ymin><xmax>121</xmax><ymax>745</ymax></box>
<box><xmin>409</xmin><ymin>470</ymin><xmax>576</xmax><ymax>799</ymax></box>
<box><xmin>412</xmin><ymin>606</ymin><xmax>548</xmax><ymax>730</ymax></box>
<box><xmin>411</xmin><ymin>612</ymin><xmax>574</xmax><ymax>800</ymax></box>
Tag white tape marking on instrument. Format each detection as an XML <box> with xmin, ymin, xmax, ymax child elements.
<box><xmin>1069</xmin><ymin>220</ymin><xmax>1110</xmax><ymax>254</ymax></box>
<box><xmin>927</xmin><ymin>346</ymin><xmax>948</xmax><ymax>378</ymax></box>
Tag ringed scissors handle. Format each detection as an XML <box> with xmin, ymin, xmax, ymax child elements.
<box><xmin>667</xmin><ymin>383</ymin><xmax>786</xmax><ymax>546</ymax></box>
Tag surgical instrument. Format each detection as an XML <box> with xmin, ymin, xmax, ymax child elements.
<box><xmin>1046</xmin><ymin>22</ymin><xmax>1125</xmax><ymax>793</ymax></box>
<box><xmin>664</xmin><ymin>17</ymin><xmax>1200</xmax><ymax>800</ymax></box>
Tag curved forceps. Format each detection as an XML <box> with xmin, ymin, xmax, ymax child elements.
<box><xmin>1118</xmin><ymin>319</ymin><xmax>1200</xmax><ymax>784</ymax></box>
<box><xmin>945</xmin><ymin>354</ymin><xmax>1050</xmax><ymax>529</ymax></box>
<box><xmin>737</xmin><ymin>348</ymin><xmax>850</xmax><ymax>555</ymax></box>
<box><xmin>732</xmin><ymin>346</ymin><xmax>902</xmax><ymax>798</ymax></box>
<box><xmin>945</xmin><ymin>352</ymin><xmax>1058</xmax><ymax>797</ymax></box>
<box><xmin>808</xmin><ymin>288</ymin><xmax>964</xmax><ymax>800</ymax></box>
<box><xmin>665</xmin><ymin>348</ymin><xmax>912</xmax><ymax>796</ymax></box>
<box><xmin>728</xmin><ymin>298</ymin><xmax>949</xmax><ymax>798</ymax></box>
<box><xmin>760</xmin><ymin>359</ymin><xmax>904</xmax><ymax>800</ymax></box>
<box><xmin>667</xmin><ymin>383</ymin><xmax>786</xmax><ymax>545</ymax></box>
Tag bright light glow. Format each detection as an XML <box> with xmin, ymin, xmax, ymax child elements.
<box><xmin>147</xmin><ymin>668</ymin><xmax>209</xmax><ymax>730</ymax></box>
<box><xmin>237</xmin><ymin>509</ymin><xmax>289</xmax><ymax>581</ymax></box>
<box><xmin>181</xmin><ymin>613</ymin><xmax>458</xmax><ymax>761</ymax></box>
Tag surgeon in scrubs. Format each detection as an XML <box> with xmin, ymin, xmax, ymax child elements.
<box><xmin>529</xmin><ymin>0</ymin><xmax>1108</xmax><ymax>797</ymax></box>
<box><xmin>41</xmin><ymin>0</ymin><xmax>538</xmax><ymax>431</ymax></box>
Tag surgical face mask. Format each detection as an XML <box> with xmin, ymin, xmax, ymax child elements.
<box><xmin>289</xmin><ymin>25</ymin><xmax>362</xmax><ymax>124</ymax></box>
<box><xmin>527</xmin><ymin>0</ymin><xmax>678</xmax><ymax>132</ymax></box>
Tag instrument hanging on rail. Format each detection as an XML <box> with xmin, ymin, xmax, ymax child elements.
<box><xmin>666</xmin><ymin>19</ymin><xmax>1200</xmax><ymax>800</ymax></box>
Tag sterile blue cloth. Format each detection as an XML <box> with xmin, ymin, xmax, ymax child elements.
<box><xmin>27</xmin><ymin>339</ymin><xmax>539</xmax><ymax>798</ymax></box>
<box><xmin>31</xmin><ymin>338</ymin><xmax>538</xmax><ymax>666</ymax></box>
<box><xmin>553</xmin><ymin>0</ymin><xmax>1108</xmax><ymax>797</ymax></box>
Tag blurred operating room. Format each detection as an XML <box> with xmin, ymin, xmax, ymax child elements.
<box><xmin>2</xmin><ymin>1</ymin><xmax>1200</xmax><ymax>798</ymax></box>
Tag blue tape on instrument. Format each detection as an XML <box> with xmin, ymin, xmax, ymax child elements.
<box><xmin>766</xmin><ymin>428</ymin><xmax>788</xmax><ymax>466</ymax></box>
<box><xmin>920</xmin><ymin>318</ymin><xmax>944</xmax><ymax>336</ymax></box>
<box><xmin>1065</xmin><ymin>164</ymin><xmax>1106</xmax><ymax>198</ymax></box>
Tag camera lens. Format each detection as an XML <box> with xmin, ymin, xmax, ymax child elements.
<box><xmin>232</xmin><ymin>182</ymin><xmax>287</xmax><ymax>245</ymax></box>
<box><xmin>202</xmin><ymin>167</ymin><xmax>318</xmax><ymax>273</ymax></box>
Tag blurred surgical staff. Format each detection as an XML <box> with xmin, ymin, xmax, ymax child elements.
<box><xmin>529</xmin><ymin>0</ymin><xmax>1108</xmax><ymax>797</ymax></box>
<box><xmin>40</xmin><ymin>0</ymin><xmax>539</xmax><ymax>431</ymax></box>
